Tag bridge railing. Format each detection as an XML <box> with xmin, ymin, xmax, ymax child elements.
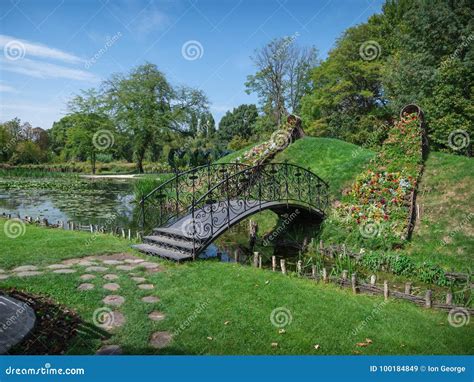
<box><xmin>187</xmin><ymin>162</ymin><xmax>329</xmax><ymax>245</ymax></box>
<box><xmin>139</xmin><ymin>162</ymin><xmax>250</xmax><ymax>233</ymax></box>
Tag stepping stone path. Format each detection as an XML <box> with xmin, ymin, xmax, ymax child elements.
<box><xmin>0</xmin><ymin>274</ymin><xmax>9</xmax><ymax>280</ymax></box>
<box><xmin>47</xmin><ymin>264</ymin><xmax>71</xmax><ymax>270</ymax></box>
<box><xmin>16</xmin><ymin>271</ymin><xmax>43</xmax><ymax>277</ymax></box>
<box><xmin>142</xmin><ymin>296</ymin><xmax>160</xmax><ymax>303</ymax></box>
<box><xmin>104</xmin><ymin>311</ymin><xmax>126</xmax><ymax>331</ymax></box>
<box><xmin>80</xmin><ymin>274</ymin><xmax>96</xmax><ymax>280</ymax></box>
<box><xmin>138</xmin><ymin>284</ymin><xmax>154</xmax><ymax>290</ymax></box>
<box><xmin>53</xmin><ymin>269</ymin><xmax>76</xmax><ymax>274</ymax></box>
<box><xmin>77</xmin><ymin>283</ymin><xmax>94</xmax><ymax>291</ymax></box>
<box><xmin>96</xmin><ymin>345</ymin><xmax>123</xmax><ymax>355</ymax></box>
<box><xmin>78</xmin><ymin>260</ymin><xmax>98</xmax><ymax>266</ymax></box>
<box><xmin>102</xmin><ymin>260</ymin><xmax>125</xmax><ymax>265</ymax></box>
<box><xmin>85</xmin><ymin>266</ymin><xmax>108</xmax><ymax>272</ymax></box>
<box><xmin>131</xmin><ymin>277</ymin><xmax>146</xmax><ymax>283</ymax></box>
<box><xmin>103</xmin><ymin>274</ymin><xmax>119</xmax><ymax>281</ymax></box>
<box><xmin>148</xmin><ymin>311</ymin><xmax>165</xmax><ymax>321</ymax></box>
<box><xmin>102</xmin><ymin>295</ymin><xmax>125</xmax><ymax>307</ymax></box>
<box><xmin>116</xmin><ymin>265</ymin><xmax>135</xmax><ymax>271</ymax></box>
<box><xmin>12</xmin><ymin>265</ymin><xmax>38</xmax><ymax>272</ymax></box>
<box><xmin>138</xmin><ymin>262</ymin><xmax>160</xmax><ymax>270</ymax></box>
<box><xmin>103</xmin><ymin>283</ymin><xmax>120</xmax><ymax>291</ymax></box>
<box><xmin>149</xmin><ymin>331</ymin><xmax>172</xmax><ymax>349</ymax></box>
<box><xmin>124</xmin><ymin>259</ymin><xmax>145</xmax><ymax>264</ymax></box>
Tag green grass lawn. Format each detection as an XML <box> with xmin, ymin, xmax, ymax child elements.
<box><xmin>404</xmin><ymin>152</ymin><xmax>474</xmax><ymax>271</ymax></box>
<box><xmin>273</xmin><ymin>137</ymin><xmax>374</xmax><ymax>197</ymax></box>
<box><xmin>0</xmin><ymin>221</ymin><xmax>471</xmax><ymax>355</ymax></box>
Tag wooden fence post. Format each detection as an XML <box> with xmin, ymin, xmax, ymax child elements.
<box><xmin>342</xmin><ymin>270</ymin><xmax>348</xmax><ymax>281</ymax></box>
<box><xmin>351</xmin><ymin>273</ymin><xmax>358</xmax><ymax>294</ymax></box>
<box><xmin>121</xmin><ymin>228</ymin><xmax>126</xmax><ymax>238</ymax></box>
<box><xmin>446</xmin><ymin>292</ymin><xmax>453</xmax><ymax>305</ymax></box>
<box><xmin>128</xmin><ymin>229</ymin><xmax>131</xmax><ymax>240</ymax></box>
<box><xmin>258</xmin><ymin>254</ymin><xmax>262</xmax><ymax>269</ymax></box>
<box><xmin>311</xmin><ymin>265</ymin><xmax>316</xmax><ymax>279</ymax></box>
<box><xmin>272</xmin><ymin>256</ymin><xmax>276</xmax><ymax>272</ymax></box>
<box><xmin>404</xmin><ymin>282</ymin><xmax>412</xmax><ymax>295</ymax></box>
<box><xmin>370</xmin><ymin>274</ymin><xmax>376</xmax><ymax>285</ymax></box>
<box><xmin>322</xmin><ymin>267</ymin><xmax>328</xmax><ymax>283</ymax></box>
<box><xmin>234</xmin><ymin>250</ymin><xmax>240</xmax><ymax>263</ymax></box>
<box><xmin>253</xmin><ymin>252</ymin><xmax>259</xmax><ymax>267</ymax></box>
<box><xmin>297</xmin><ymin>260</ymin><xmax>302</xmax><ymax>276</ymax></box>
<box><xmin>383</xmin><ymin>280</ymin><xmax>389</xmax><ymax>301</ymax></box>
<box><xmin>319</xmin><ymin>240</ymin><xmax>324</xmax><ymax>255</ymax></box>
<box><xmin>425</xmin><ymin>290</ymin><xmax>432</xmax><ymax>308</ymax></box>
<box><xmin>280</xmin><ymin>259</ymin><xmax>287</xmax><ymax>275</ymax></box>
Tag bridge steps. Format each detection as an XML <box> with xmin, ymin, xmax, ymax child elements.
<box><xmin>132</xmin><ymin>243</ymin><xmax>194</xmax><ymax>262</ymax></box>
<box><xmin>143</xmin><ymin>235</ymin><xmax>195</xmax><ymax>253</ymax></box>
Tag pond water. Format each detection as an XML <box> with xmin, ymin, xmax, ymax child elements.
<box><xmin>0</xmin><ymin>178</ymin><xmax>136</xmax><ymax>228</ymax></box>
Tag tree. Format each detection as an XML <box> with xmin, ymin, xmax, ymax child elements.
<box><xmin>218</xmin><ymin>104</ymin><xmax>258</xmax><ymax>146</ymax></box>
<box><xmin>246</xmin><ymin>37</ymin><xmax>317</xmax><ymax>126</ymax></box>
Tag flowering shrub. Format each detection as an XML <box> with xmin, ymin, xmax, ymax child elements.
<box><xmin>328</xmin><ymin>112</ymin><xmax>424</xmax><ymax>249</ymax></box>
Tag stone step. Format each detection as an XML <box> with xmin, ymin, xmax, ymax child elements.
<box><xmin>152</xmin><ymin>227</ymin><xmax>208</xmax><ymax>242</ymax></box>
<box><xmin>132</xmin><ymin>244</ymin><xmax>194</xmax><ymax>262</ymax></box>
<box><xmin>143</xmin><ymin>235</ymin><xmax>195</xmax><ymax>253</ymax></box>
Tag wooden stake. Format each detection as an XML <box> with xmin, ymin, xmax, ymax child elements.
<box><xmin>258</xmin><ymin>254</ymin><xmax>262</xmax><ymax>269</ymax></box>
<box><xmin>128</xmin><ymin>229</ymin><xmax>131</xmax><ymax>240</ymax></box>
<box><xmin>322</xmin><ymin>267</ymin><xmax>328</xmax><ymax>283</ymax></box>
<box><xmin>425</xmin><ymin>290</ymin><xmax>432</xmax><ymax>308</ymax></box>
<box><xmin>446</xmin><ymin>292</ymin><xmax>453</xmax><ymax>305</ymax></box>
<box><xmin>351</xmin><ymin>273</ymin><xmax>358</xmax><ymax>294</ymax></box>
<box><xmin>280</xmin><ymin>259</ymin><xmax>286</xmax><ymax>275</ymax></box>
<box><xmin>253</xmin><ymin>252</ymin><xmax>259</xmax><ymax>267</ymax></box>
<box><xmin>370</xmin><ymin>274</ymin><xmax>376</xmax><ymax>285</ymax></box>
<box><xmin>272</xmin><ymin>256</ymin><xmax>276</xmax><ymax>271</ymax></box>
<box><xmin>342</xmin><ymin>270</ymin><xmax>348</xmax><ymax>280</ymax></box>
<box><xmin>383</xmin><ymin>280</ymin><xmax>389</xmax><ymax>301</ymax></box>
<box><xmin>404</xmin><ymin>282</ymin><xmax>412</xmax><ymax>295</ymax></box>
<box><xmin>311</xmin><ymin>265</ymin><xmax>316</xmax><ymax>279</ymax></box>
<box><xmin>297</xmin><ymin>260</ymin><xmax>302</xmax><ymax>276</ymax></box>
<box><xmin>234</xmin><ymin>250</ymin><xmax>239</xmax><ymax>263</ymax></box>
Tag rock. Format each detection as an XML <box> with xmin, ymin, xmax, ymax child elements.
<box><xmin>149</xmin><ymin>331</ymin><xmax>172</xmax><ymax>349</ymax></box>
<box><xmin>0</xmin><ymin>274</ymin><xmax>10</xmax><ymax>280</ymax></box>
<box><xmin>116</xmin><ymin>265</ymin><xmax>135</xmax><ymax>271</ymax></box>
<box><xmin>102</xmin><ymin>260</ymin><xmax>124</xmax><ymax>265</ymax></box>
<box><xmin>53</xmin><ymin>269</ymin><xmax>76</xmax><ymax>274</ymax></box>
<box><xmin>103</xmin><ymin>283</ymin><xmax>120</xmax><ymax>291</ymax></box>
<box><xmin>80</xmin><ymin>274</ymin><xmax>96</xmax><ymax>281</ymax></box>
<box><xmin>124</xmin><ymin>259</ymin><xmax>145</xmax><ymax>264</ymax></box>
<box><xmin>103</xmin><ymin>274</ymin><xmax>119</xmax><ymax>281</ymax></box>
<box><xmin>0</xmin><ymin>269</ymin><xmax>5</xmax><ymax>273</ymax></box>
<box><xmin>138</xmin><ymin>262</ymin><xmax>160</xmax><ymax>269</ymax></box>
<box><xmin>131</xmin><ymin>277</ymin><xmax>146</xmax><ymax>283</ymax></box>
<box><xmin>96</xmin><ymin>345</ymin><xmax>123</xmax><ymax>355</ymax></box>
<box><xmin>148</xmin><ymin>311</ymin><xmax>165</xmax><ymax>321</ymax></box>
<box><xmin>16</xmin><ymin>271</ymin><xmax>43</xmax><ymax>277</ymax></box>
<box><xmin>141</xmin><ymin>296</ymin><xmax>160</xmax><ymax>303</ymax></box>
<box><xmin>85</xmin><ymin>266</ymin><xmax>108</xmax><ymax>272</ymax></box>
<box><xmin>138</xmin><ymin>284</ymin><xmax>154</xmax><ymax>290</ymax></box>
<box><xmin>77</xmin><ymin>283</ymin><xmax>94</xmax><ymax>291</ymax></box>
<box><xmin>102</xmin><ymin>295</ymin><xmax>125</xmax><ymax>306</ymax></box>
<box><xmin>12</xmin><ymin>265</ymin><xmax>38</xmax><ymax>272</ymax></box>
<box><xmin>47</xmin><ymin>264</ymin><xmax>71</xmax><ymax>270</ymax></box>
<box><xmin>103</xmin><ymin>311</ymin><xmax>126</xmax><ymax>331</ymax></box>
<box><xmin>78</xmin><ymin>260</ymin><xmax>98</xmax><ymax>266</ymax></box>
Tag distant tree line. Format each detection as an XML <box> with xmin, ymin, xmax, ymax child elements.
<box><xmin>1</xmin><ymin>0</ymin><xmax>471</xmax><ymax>171</ymax></box>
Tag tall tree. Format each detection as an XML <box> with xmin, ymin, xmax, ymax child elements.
<box><xmin>218</xmin><ymin>104</ymin><xmax>258</xmax><ymax>146</ymax></box>
<box><xmin>246</xmin><ymin>37</ymin><xmax>317</xmax><ymax>126</ymax></box>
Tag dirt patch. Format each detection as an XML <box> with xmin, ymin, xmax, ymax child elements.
<box><xmin>3</xmin><ymin>289</ymin><xmax>85</xmax><ymax>355</ymax></box>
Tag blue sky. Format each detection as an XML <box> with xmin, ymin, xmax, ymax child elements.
<box><xmin>0</xmin><ymin>0</ymin><xmax>384</xmax><ymax>129</ymax></box>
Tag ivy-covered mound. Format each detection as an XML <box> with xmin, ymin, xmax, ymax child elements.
<box><xmin>235</xmin><ymin>115</ymin><xmax>304</xmax><ymax>166</ymax></box>
<box><xmin>324</xmin><ymin>111</ymin><xmax>424</xmax><ymax>250</ymax></box>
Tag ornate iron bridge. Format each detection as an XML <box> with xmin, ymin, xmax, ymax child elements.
<box><xmin>134</xmin><ymin>162</ymin><xmax>329</xmax><ymax>261</ymax></box>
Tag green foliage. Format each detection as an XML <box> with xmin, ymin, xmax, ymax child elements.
<box><xmin>218</xmin><ymin>104</ymin><xmax>258</xmax><ymax>146</ymax></box>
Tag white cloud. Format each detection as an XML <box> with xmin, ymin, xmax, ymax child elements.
<box><xmin>0</xmin><ymin>34</ymin><xmax>84</xmax><ymax>64</ymax></box>
<box><xmin>1</xmin><ymin>57</ymin><xmax>100</xmax><ymax>82</ymax></box>
<box><xmin>128</xmin><ymin>7</ymin><xmax>169</xmax><ymax>36</ymax></box>
<box><xmin>0</xmin><ymin>83</ymin><xmax>16</xmax><ymax>93</ymax></box>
